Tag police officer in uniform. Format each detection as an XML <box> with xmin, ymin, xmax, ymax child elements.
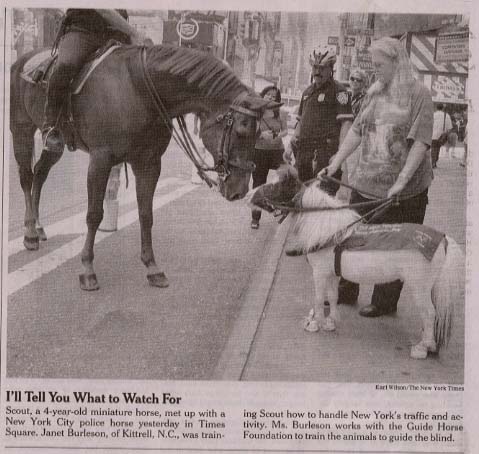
<box><xmin>287</xmin><ymin>48</ymin><xmax>353</xmax><ymax>192</ymax></box>
<box><xmin>42</xmin><ymin>9</ymin><xmax>148</xmax><ymax>153</ymax></box>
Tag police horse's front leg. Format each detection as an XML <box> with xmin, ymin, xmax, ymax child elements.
<box><xmin>79</xmin><ymin>150</ymin><xmax>113</xmax><ymax>290</ymax></box>
<box><xmin>12</xmin><ymin>124</ymin><xmax>41</xmax><ymax>250</ymax></box>
<box><xmin>130</xmin><ymin>149</ymin><xmax>169</xmax><ymax>288</ymax></box>
<box><xmin>32</xmin><ymin>146</ymin><xmax>64</xmax><ymax>241</ymax></box>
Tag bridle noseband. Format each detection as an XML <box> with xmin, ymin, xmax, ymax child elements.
<box><xmin>202</xmin><ymin>105</ymin><xmax>258</xmax><ymax>182</ymax></box>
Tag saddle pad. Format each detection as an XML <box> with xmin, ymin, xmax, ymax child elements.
<box><xmin>20</xmin><ymin>44</ymin><xmax>122</xmax><ymax>95</ymax></box>
<box><xmin>340</xmin><ymin>223</ymin><xmax>445</xmax><ymax>261</ymax></box>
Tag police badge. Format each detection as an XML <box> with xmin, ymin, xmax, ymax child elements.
<box><xmin>336</xmin><ymin>92</ymin><xmax>349</xmax><ymax>105</ymax></box>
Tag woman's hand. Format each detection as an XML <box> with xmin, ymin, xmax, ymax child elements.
<box><xmin>387</xmin><ymin>176</ymin><xmax>407</xmax><ymax>198</ymax></box>
<box><xmin>283</xmin><ymin>148</ymin><xmax>293</xmax><ymax>164</ymax></box>
<box><xmin>317</xmin><ymin>155</ymin><xmax>341</xmax><ymax>179</ymax></box>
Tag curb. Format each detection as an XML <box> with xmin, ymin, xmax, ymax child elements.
<box><xmin>213</xmin><ymin>216</ymin><xmax>292</xmax><ymax>380</ymax></box>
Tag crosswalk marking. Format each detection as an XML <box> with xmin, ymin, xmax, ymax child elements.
<box><xmin>8</xmin><ymin>182</ymin><xmax>198</xmax><ymax>296</ymax></box>
<box><xmin>8</xmin><ymin>177</ymin><xmax>181</xmax><ymax>256</ymax></box>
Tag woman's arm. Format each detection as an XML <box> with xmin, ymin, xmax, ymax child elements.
<box><xmin>319</xmin><ymin>127</ymin><xmax>361</xmax><ymax>177</ymax></box>
<box><xmin>278</xmin><ymin>111</ymin><xmax>288</xmax><ymax>139</ymax></box>
<box><xmin>387</xmin><ymin>140</ymin><xmax>428</xmax><ymax>197</ymax></box>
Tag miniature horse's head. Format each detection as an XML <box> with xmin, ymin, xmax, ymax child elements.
<box><xmin>246</xmin><ymin>164</ymin><xmax>304</xmax><ymax>211</ymax></box>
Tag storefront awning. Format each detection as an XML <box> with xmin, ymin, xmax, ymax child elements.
<box><xmin>410</xmin><ymin>34</ymin><xmax>468</xmax><ymax>75</ymax></box>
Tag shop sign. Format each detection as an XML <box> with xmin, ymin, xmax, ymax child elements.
<box><xmin>177</xmin><ymin>18</ymin><xmax>200</xmax><ymax>41</ymax></box>
<box><xmin>435</xmin><ymin>31</ymin><xmax>469</xmax><ymax>63</ymax></box>
<box><xmin>430</xmin><ymin>74</ymin><xmax>466</xmax><ymax>103</ymax></box>
<box><xmin>356</xmin><ymin>49</ymin><xmax>373</xmax><ymax>71</ymax></box>
<box><xmin>346</xmin><ymin>28</ymin><xmax>373</xmax><ymax>36</ymax></box>
<box><xmin>328</xmin><ymin>36</ymin><xmax>339</xmax><ymax>45</ymax></box>
<box><xmin>344</xmin><ymin>37</ymin><xmax>356</xmax><ymax>47</ymax></box>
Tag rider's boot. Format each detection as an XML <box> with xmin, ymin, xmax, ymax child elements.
<box><xmin>42</xmin><ymin>67</ymin><xmax>71</xmax><ymax>153</ymax></box>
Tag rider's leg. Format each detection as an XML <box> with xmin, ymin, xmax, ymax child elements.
<box><xmin>42</xmin><ymin>31</ymin><xmax>104</xmax><ymax>151</ymax></box>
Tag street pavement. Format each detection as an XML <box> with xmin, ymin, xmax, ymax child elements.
<box><xmin>6</xmin><ymin>133</ymin><xmax>277</xmax><ymax>379</ymax></box>
<box><xmin>218</xmin><ymin>146</ymin><xmax>467</xmax><ymax>383</ymax></box>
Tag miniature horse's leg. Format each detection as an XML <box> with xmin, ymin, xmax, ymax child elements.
<box><xmin>304</xmin><ymin>252</ymin><xmax>328</xmax><ymax>332</ymax></box>
<box><xmin>406</xmin><ymin>282</ymin><xmax>437</xmax><ymax>359</ymax></box>
<box><xmin>12</xmin><ymin>124</ymin><xmax>39</xmax><ymax>250</ymax></box>
<box><xmin>130</xmin><ymin>154</ymin><xmax>168</xmax><ymax>288</ymax></box>
<box><xmin>79</xmin><ymin>150</ymin><xmax>113</xmax><ymax>291</ymax></box>
<box><xmin>326</xmin><ymin>274</ymin><xmax>341</xmax><ymax>328</ymax></box>
<box><xmin>32</xmin><ymin>147</ymin><xmax>64</xmax><ymax>241</ymax></box>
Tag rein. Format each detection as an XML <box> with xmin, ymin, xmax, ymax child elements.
<box><xmin>139</xmin><ymin>47</ymin><xmax>256</xmax><ymax>186</ymax></box>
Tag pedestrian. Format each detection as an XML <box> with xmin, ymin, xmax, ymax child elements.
<box><xmin>349</xmin><ymin>68</ymin><xmax>368</xmax><ymax>119</ymax></box>
<box><xmin>250</xmin><ymin>86</ymin><xmax>288</xmax><ymax>229</ymax></box>
<box><xmin>460</xmin><ymin>125</ymin><xmax>467</xmax><ymax>167</ymax></box>
<box><xmin>284</xmin><ymin>46</ymin><xmax>353</xmax><ymax>189</ymax></box>
<box><xmin>445</xmin><ymin>113</ymin><xmax>460</xmax><ymax>160</ymax></box>
<box><xmin>41</xmin><ymin>9</ymin><xmax>148</xmax><ymax>153</ymax></box>
<box><xmin>431</xmin><ymin>104</ymin><xmax>452</xmax><ymax>168</ymax></box>
<box><xmin>319</xmin><ymin>36</ymin><xmax>434</xmax><ymax>317</ymax></box>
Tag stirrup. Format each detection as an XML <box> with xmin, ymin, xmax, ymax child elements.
<box><xmin>42</xmin><ymin>126</ymin><xmax>64</xmax><ymax>153</ymax></box>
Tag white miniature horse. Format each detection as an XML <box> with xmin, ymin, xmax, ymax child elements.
<box><xmin>295</xmin><ymin>184</ymin><xmax>463</xmax><ymax>360</ymax></box>
<box><xmin>248</xmin><ymin>166</ymin><xmax>464</xmax><ymax>360</ymax></box>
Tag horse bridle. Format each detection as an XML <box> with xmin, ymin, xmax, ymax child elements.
<box><xmin>139</xmin><ymin>46</ymin><xmax>257</xmax><ymax>185</ymax></box>
<box><xmin>200</xmin><ymin>103</ymin><xmax>258</xmax><ymax>180</ymax></box>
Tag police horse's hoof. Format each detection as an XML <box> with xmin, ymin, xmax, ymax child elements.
<box><xmin>36</xmin><ymin>227</ymin><xmax>47</xmax><ymax>241</ymax></box>
<box><xmin>24</xmin><ymin>235</ymin><xmax>39</xmax><ymax>251</ymax></box>
<box><xmin>79</xmin><ymin>273</ymin><xmax>100</xmax><ymax>291</ymax></box>
<box><xmin>147</xmin><ymin>272</ymin><xmax>169</xmax><ymax>288</ymax></box>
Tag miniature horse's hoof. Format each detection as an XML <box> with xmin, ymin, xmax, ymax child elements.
<box><xmin>24</xmin><ymin>235</ymin><xmax>39</xmax><ymax>251</ymax></box>
<box><xmin>410</xmin><ymin>341</ymin><xmax>437</xmax><ymax>360</ymax></box>
<box><xmin>36</xmin><ymin>227</ymin><xmax>47</xmax><ymax>241</ymax></box>
<box><xmin>147</xmin><ymin>272</ymin><xmax>169</xmax><ymax>288</ymax></box>
<box><xmin>79</xmin><ymin>273</ymin><xmax>100</xmax><ymax>291</ymax></box>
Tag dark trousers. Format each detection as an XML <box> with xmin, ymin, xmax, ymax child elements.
<box><xmin>295</xmin><ymin>138</ymin><xmax>342</xmax><ymax>194</ymax></box>
<box><xmin>431</xmin><ymin>140</ymin><xmax>440</xmax><ymax>168</ymax></box>
<box><xmin>251</xmin><ymin>148</ymin><xmax>283</xmax><ymax>221</ymax></box>
<box><xmin>44</xmin><ymin>31</ymin><xmax>105</xmax><ymax>126</ymax></box>
<box><xmin>338</xmin><ymin>188</ymin><xmax>429</xmax><ymax>309</ymax></box>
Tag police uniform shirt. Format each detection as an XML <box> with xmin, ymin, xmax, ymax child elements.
<box><xmin>298</xmin><ymin>79</ymin><xmax>353</xmax><ymax>141</ymax></box>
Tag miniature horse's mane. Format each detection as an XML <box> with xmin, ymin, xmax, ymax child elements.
<box><xmin>294</xmin><ymin>183</ymin><xmax>361</xmax><ymax>253</ymax></box>
<box><xmin>147</xmin><ymin>45</ymin><xmax>249</xmax><ymax>100</ymax></box>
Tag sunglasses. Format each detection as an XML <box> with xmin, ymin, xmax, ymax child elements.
<box><xmin>350</xmin><ymin>76</ymin><xmax>363</xmax><ymax>82</ymax></box>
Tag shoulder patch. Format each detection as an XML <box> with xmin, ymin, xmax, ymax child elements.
<box><xmin>336</xmin><ymin>92</ymin><xmax>349</xmax><ymax>105</ymax></box>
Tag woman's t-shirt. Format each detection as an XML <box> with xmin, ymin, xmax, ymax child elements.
<box><xmin>255</xmin><ymin>110</ymin><xmax>287</xmax><ymax>150</ymax></box>
<box><xmin>351</xmin><ymin>81</ymin><xmax>433</xmax><ymax>198</ymax></box>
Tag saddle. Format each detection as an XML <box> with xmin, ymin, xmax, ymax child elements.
<box><xmin>20</xmin><ymin>40</ymin><xmax>123</xmax><ymax>151</ymax></box>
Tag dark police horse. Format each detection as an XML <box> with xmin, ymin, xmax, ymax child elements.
<box><xmin>10</xmin><ymin>44</ymin><xmax>276</xmax><ymax>290</ymax></box>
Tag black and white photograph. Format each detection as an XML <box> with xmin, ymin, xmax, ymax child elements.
<box><xmin>1</xmin><ymin>1</ymin><xmax>476</xmax><ymax>452</ymax></box>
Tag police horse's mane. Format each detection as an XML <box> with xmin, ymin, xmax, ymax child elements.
<box><xmin>147</xmin><ymin>45</ymin><xmax>248</xmax><ymax>99</ymax></box>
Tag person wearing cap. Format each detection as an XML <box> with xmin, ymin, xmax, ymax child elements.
<box><xmin>286</xmin><ymin>48</ymin><xmax>353</xmax><ymax>188</ymax></box>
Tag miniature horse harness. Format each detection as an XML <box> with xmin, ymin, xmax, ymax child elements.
<box><xmin>139</xmin><ymin>46</ymin><xmax>257</xmax><ymax>187</ymax></box>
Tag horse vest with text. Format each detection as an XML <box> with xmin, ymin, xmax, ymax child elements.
<box><xmin>334</xmin><ymin>223</ymin><xmax>446</xmax><ymax>277</ymax></box>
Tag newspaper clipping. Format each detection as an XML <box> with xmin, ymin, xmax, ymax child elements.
<box><xmin>1</xmin><ymin>0</ymin><xmax>477</xmax><ymax>453</ymax></box>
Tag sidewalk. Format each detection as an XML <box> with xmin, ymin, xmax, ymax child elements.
<box><xmin>221</xmin><ymin>150</ymin><xmax>467</xmax><ymax>383</ymax></box>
